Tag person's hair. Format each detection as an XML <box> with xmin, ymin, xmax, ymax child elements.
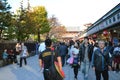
<box><xmin>76</xmin><ymin>40</ymin><xmax>80</xmax><ymax>47</ymax></box>
<box><xmin>74</xmin><ymin>42</ymin><xmax>79</xmax><ymax>49</ymax></box>
<box><xmin>45</xmin><ymin>38</ymin><xmax>52</xmax><ymax>47</ymax></box>
<box><xmin>4</xmin><ymin>49</ymin><xmax>7</xmax><ymax>52</ymax></box>
<box><xmin>83</xmin><ymin>37</ymin><xmax>89</xmax><ymax>44</ymax></box>
<box><xmin>61</xmin><ymin>42</ymin><xmax>65</xmax><ymax>45</ymax></box>
<box><xmin>98</xmin><ymin>40</ymin><xmax>105</xmax><ymax>44</ymax></box>
<box><xmin>69</xmin><ymin>40</ymin><xmax>74</xmax><ymax>46</ymax></box>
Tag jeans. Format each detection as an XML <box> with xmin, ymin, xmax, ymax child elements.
<box><xmin>95</xmin><ymin>69</ymin><xmax>108</xmax><ymax>80</ymax></box>
<box><xmin>80</xmin><ymin>61</ymin><xmax>90</xmax><ymax>80</ymax></box>
<box><xmin>16</xmin><ymin>55</ymin><xmax>20</xmax><ymax>64</ymax></box>
<box><xmin>20</xmin><ymin>57</ymin><xmax>27</xmax><ymax>67</ymax></box>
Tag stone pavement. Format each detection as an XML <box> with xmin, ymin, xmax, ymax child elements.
<box><xmin>0</xmin><ymin>55</ymin><xmax>120</xmax><ymax>80</ymax></box>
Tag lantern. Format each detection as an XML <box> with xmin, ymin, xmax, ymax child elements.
<box><xmin>103</xmin><ymin>30</ymin><xmax>108</xmax><ymax>36</ymax></box>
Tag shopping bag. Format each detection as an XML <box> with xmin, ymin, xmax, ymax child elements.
<box><xmin>67</xmin><ymin>57</ymin><xmax>74</xmax><ymax>64</ymax></box>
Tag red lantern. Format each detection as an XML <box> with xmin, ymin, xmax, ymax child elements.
<box><xmin>103</xmin><ymin>30</ymin><xmax>108</xmax><ymax>36</ymax></box>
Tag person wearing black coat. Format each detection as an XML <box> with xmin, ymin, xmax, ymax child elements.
<box><xmin>79</xmin><ymin>37</ymin><xmax>93</xmax><ymax>80</ymax></box>
<box><xmin>92</xmin><ymin>40</ymin><xmax>112</xmax><ymax>80</ymax></box>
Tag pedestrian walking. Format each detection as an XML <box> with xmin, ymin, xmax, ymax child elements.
<box><xmin>59</xmin><ymin>42</ymin><xmax>68</xmax><ymax>66</ymax></box>
<box><xmin>35</xmin><ymin>42</ymin><xmax>39</xmax><ymax>55</ymax></box>
<box><xmin>92</xmin><ymin>40</ymin><xmax>112</xmax><ymax>80</ymax></box>
<box><xmin>67</xmin><ymin>40</ymin><xmax>80</xmax><ymax>80</ymax></box>
<box><xmin>15</xmin><ymin>42</ymin><xmax>21</xmax><ymax>65</ymax></box>
<box><xmin>72</xmin><ymin>42</ymin><xmax>80</xmax><ymax>80</ymax></box>
<box><xmin>79</xmin><ymin>37</ymin><xmax>93</xmax><ymax>80</ymax></box>
<box><xmin>39</xmin><ymin>38</ymin><xmax>63</xmax><ymax>80</ymax></box>
<box><xmin>20</xmin><ymin>43</ymin><xmax>28</xmax><ymax>67</ymax></box>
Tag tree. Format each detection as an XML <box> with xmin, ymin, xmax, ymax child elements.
<box><xmin>7</xmin><ymin>9</ymin><xmax>28</xmax><ymax>41</ymax></box>
<box><xmin>49</xmin><ymin>15</ymin><xmax>60</xmax><ymax>27</ymax></box>
<box><xmin>16</xmin><ymin>9</ymin><xmax>34</xmax><ymax>41</ymax></box>
<box><xmin>31</xmin><ymin>6</ymin><xmax>50</xmax><ymax>42</ymax></box>
<box><xmin>1</xmin><ymin>2</ymin><xmax>50</xmax><ymax>41</ymax></box>
<box><xmin>48</xmin><ymin>16</ymin><xmax>66</xmax><ymax>39</ymax></box>
<box><xmin>7</xmin><ymin>0</ymin><xmax>35</xmax><ymax>41</ymax></box>
<box><xmin>5</xmin><ymin>6</ymin><xmax>50</xmax><ymax>42</ymax></box>
<box><xmin>0</xmin><ymin>0</ymin><xmax>12</xmax><ymax>40</ymax></box>
<box><xmin>49</xmin><ymin>26</ymin><xmax>66</xmax><ymax>39</ymax></box>
<box><xmin>9</xmin><ymin>9</ymin><xmax>35</xmax><ymax>41</ymax></box>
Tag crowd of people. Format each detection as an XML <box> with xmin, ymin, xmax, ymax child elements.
<box><xmin>38</xmin><ymin>37</ymin><xmax>120</xmax><ymax>80</ymax></box>
<box><xmin>2</xmin><ymin>42</ymin><xmax>29</xmax><ymax>67</ymax></box>
<box><xmin>1</xmin><ymin>37</ymin><xmax>120</xmax><ymax>80</ymax></box>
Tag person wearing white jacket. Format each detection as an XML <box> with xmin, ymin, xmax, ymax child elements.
<box><xmin>68</xmin><ymin>40</ymin><xmax>80</xmax><ymax>80</ymax></box>
<box><xmin>20</xmin><ymin>43</ymin><xmax>28</xmax><ymax>67</ymax></box>
<box><xmin>38</xmin><ymin>42</ymin><xmax>46</xmax><ymax>54</ymax></box>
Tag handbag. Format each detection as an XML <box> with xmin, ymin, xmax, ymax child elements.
<box><xmin>48</xmin><ymin>51</ymin><xmax>65</xmax><ymax>80</ymax></box>
<box><xmin>67</xmin><ymin>57</ymin><xmax>74</xmax><ymax>64</ymax></box>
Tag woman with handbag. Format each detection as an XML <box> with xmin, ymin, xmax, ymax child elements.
<box><xmin>39</xmin><ymin>39</ymin><xmax>64</xmax><ymax>80</ymax></box>
<box><xmin>68</xmin><ymin>40</ymin><xmax>80</xmax><ymax>80</ymax></box>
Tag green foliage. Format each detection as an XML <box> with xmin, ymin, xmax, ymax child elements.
<box><xmin>51</xmin><ymin>38</ymin><xmax>58</xmax><ymax>43</ymax></box>
<box><xmin>0</xmin><ymin>2</ymin><xmax>50</xmax><ymax>42</ymax></box>
<box><xmin>0</xmin><ymin>0</ymin><xmax>12</xmax><ymax>39</ymax></box>
<box><xmin>3</xmin><ymin>25</ymin><xmax>16</xmax><ymax>40</ymax></box>
<box><xmin>32</xmin><ymin>6</ymin><xmax>50</xmax><ymax>34</ymax></box>
<box><xmin>0</xmin><ymin>0</ymin><xmax>11</xmax><ymax>28</ymax></box>
<box><xmin>31</xmin><ymin>6</ymin><xmax>50</xmax><ymax>42</ymax></box>
<box><xmin>10</xmin><ymin>9</ymin><xmax>29</xmax><ymax>41</ymax></box>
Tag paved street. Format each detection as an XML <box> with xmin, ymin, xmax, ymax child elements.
<box><xmin>0</xmin><ymin>55</ymin><xmax>120</xmax><ymax>80</ymax></box>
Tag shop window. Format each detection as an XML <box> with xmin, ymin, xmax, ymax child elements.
<box><xmin>113</xmin><ymin>17</ymin><xmax>116</xmax><ymax>22</ymax></box>
<box><xmin>109</xmin><ymin>18</ymin><xmax>112</xmax><ymax>24</ymax></box>
<box><xmin>117</xmin><ymin>13</ymin><xmax>120</xmax><ymax>20</ymax></box>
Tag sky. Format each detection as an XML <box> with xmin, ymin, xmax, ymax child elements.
<box><xmin>8</xmin><ymin>0</ymin><xmax>120</xmax><ymax>27</ymax></box>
